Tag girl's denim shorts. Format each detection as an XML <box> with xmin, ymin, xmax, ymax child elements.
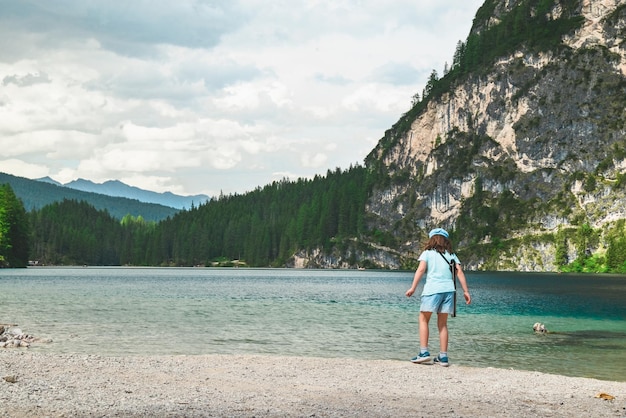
<box><xmin>420</xmin><ymin>292</ymin><xmax>455</xmax><ymax>314</ymax></box>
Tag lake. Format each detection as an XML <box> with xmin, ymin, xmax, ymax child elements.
<box><xmin>1</xmin><ymin>267</ymin><xmax>625</xmax><ymax>381</ymax></box>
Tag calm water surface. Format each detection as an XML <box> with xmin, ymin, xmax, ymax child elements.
<box><xmin>1</xmin><ymin>268</ymin><xmax>625</xmax><ymax>381</ymax></box>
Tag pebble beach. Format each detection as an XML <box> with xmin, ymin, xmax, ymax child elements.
<box><xmin>1</xmin><ymin>350</ymin><xmax>625</xmax><ymax>417</ymax></box>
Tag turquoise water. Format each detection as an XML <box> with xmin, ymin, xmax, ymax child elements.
<box><xmin>1</xmin><ymin>268</ymin><xmax>625</xmax><ymax>381</ymax></box>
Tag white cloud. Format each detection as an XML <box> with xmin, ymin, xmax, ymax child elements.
<box><xmin>301</xmin><ymin>152</ymin><xmax>329</xmax><ymax>169</ymax></box>
<box><xmin>342</xmin><ymin>83</ymin><xmax>410</xmax><ymax>114</ymax></box>
<box><xmin>0</xmin><ymin>159</ymin><xmax>49</xmax><ymax>179</ymax></box>
<box><xmin>0</xmin><ymin>0</ymin><xmax>484</xmax><ymax>196</ymax></box>
<box><xmin>214</xmin><ymin>79</ymin><xmax>292</xmax><ymax>111</ymax></box>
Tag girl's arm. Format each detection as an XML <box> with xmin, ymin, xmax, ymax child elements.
<box><xmin>406</xmin><ymin>260</ymin><xmax>427</xmax><ymax>297</ymax></box>
<box><xmin>455</xmin><ymin>264</ymin><xmax>471</xmax><ymax>304</ymax></box>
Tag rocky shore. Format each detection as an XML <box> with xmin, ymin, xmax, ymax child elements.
<box><xmin>0</xmin><ymin>324</ymin><xmax>52</xmax><ymax>349</ymax></box>
<box><xmin>0</xmin><ymin>324</ymin><xmax>35</xmax><ymax>348</ymax></box>
<box><xmin>1</xmin><ymin>350</ymin><xmax>625</xmax><ymax>417</ymax></box>
<box><xmin>1</xmin><ymin>324</ymin><xmax>625</xmax><ymax>417</ymax></box>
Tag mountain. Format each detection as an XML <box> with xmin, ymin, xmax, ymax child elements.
<box><xmin>61</xmin><ymin>179</ymin><xmax>210</xmax><ymax>210</ymax></box>
<box><xmin>36</xmin><ymin>176</ymin><xmax>63</xmax><ymax>187</ymax></box>
<box><xmin>353</xmin><ymin>0</ymin><xmax>626</xmax><ymax>271</ymax></box>
<box><xmin>1</xmin><ymin>172</ymin><xmax>178</xmax><ymax>222</ymax></box>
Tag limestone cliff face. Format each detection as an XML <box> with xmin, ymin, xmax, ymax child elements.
<box><xmin>365</xmin><ymin>0</ymin><xmax>626</xmax><ymax>271</ymax></box>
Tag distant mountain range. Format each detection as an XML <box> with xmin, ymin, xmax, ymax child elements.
<box><xmin>36</xmin><ymin>177</ymin><xmax>210</xmax><ymax>210</ymax></box>
<box><xmin>0</xmin><ymin>172</ymin><xmax>179</xmax><ymax>222</ymax></box>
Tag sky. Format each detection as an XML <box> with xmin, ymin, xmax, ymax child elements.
<box><xmin>0</xmin><ymin>0</ymin><xmax>484</xmax><ymax>198</ymax></box>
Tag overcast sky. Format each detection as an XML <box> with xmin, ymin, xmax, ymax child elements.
<box><xmin>0</xmin><ymin>0</ymin><xmax>483</xmax><ymax>197</ymax></box>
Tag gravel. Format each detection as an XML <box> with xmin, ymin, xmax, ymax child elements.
<box><xmin>1</xmin><ymin>351</ymin><xmax>625</xmax><ymax>417</ymax></box>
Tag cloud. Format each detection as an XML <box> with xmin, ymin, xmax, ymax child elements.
<box><xmin>314</xmin><ymin>73</ymin><xmax>352</xmax><ymax>85</ymax></box>
<box><xmin>301</xmin><ymin>152</ymin><xmax>329</xmax><ymax>169</ymax></box>
<box><xmin>0</xmin><ymin>0</ymin><xmax>484</xmax><ymax>196</ymax></box>
<box><xmin>0</xmin><ymin>1</ymin><xmax>248</xmax><ymax>54</ymax></box>
<box><xmin>0</xmin><ymin>159</ymin><xmax>49</xmax><ymax>179</ymax></box>
<box><xmin>370</xmin><ymin>62</ymin><xmax>422</xmax><ymax>86</ymax></box>
<box><xmin>2</xmin><ymin>72</ymin><xmax>51</xmax><ymax>87</ymax></box>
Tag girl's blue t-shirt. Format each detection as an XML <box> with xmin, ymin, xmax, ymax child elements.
<box><xmin>418</xmin><ymin>249</ymin><xmax>460</xmax><ymax>296</ymax></box>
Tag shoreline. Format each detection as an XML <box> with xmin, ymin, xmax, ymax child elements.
<box><xmin>1</xmin><ymin>352</ymin><xmax>625</xmax><ymax>417</ymax></box>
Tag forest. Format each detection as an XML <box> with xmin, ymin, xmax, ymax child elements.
<box><xmin>2</xmin><ymin>161</ymin><xmax>626</xmax><ymax>273</ymax></box>
<box><xmin>1</xmin><ymin>166</ymin><xmax>374</xmax><ymax>268</ymax></box>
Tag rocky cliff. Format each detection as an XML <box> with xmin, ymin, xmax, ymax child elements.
<box><xmin>363</xmin><ymin>0</ymin><xmax>626</xmax><ymax>271</ymax></box>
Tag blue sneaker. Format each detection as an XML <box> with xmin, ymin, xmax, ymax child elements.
<box><xmin>410</xmin><ymin>351</ymin><xmax>431</xmax><ymax>364</ymax></box>
<box><xmin>433</xmin><ymin>355</ymin><xmax>449</xmax><ymax>367</ymax></box>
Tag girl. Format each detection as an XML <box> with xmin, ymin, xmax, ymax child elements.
<box><xmin>406</xmin><ymin>228</ymin><xmax>471</xmax><ymax>366</ymax></box>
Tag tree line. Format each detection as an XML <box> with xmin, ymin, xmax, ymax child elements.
<box><xmin>1</xmin><ymin>165</ymin><xmax>373</xmax><ymax>268</ymax></box>
<box><xmin>2</xmin><ymin>162</ymin><xmax>626</xmax><ymax>272</ymax></box>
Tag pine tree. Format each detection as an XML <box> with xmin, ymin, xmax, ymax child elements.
<box><xmin>0</xmin><ymin>204</ymin><xmax>8</xmax><ymax>266</ymax></box>
<box><xmin>0</xmin><ymin>184</ymin><xmax>30</xmax><ymax>267</ymax></box>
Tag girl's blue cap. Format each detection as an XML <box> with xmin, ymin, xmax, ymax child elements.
<box><xmin>428</xmin><ymin>228</ymin><xmax>449</xmax><ymax>239</ymax></box>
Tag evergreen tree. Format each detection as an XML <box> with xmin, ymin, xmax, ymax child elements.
<box><xmin>0</xmin><ymin>204</ymin><xmax>8</xmax><ymax>266</ymax></box>
<box><xmin>28</xmin><ymin>199</ymin><xmax>124</xmax><ymax>265</ymax></box>
<box><xmin>0</xmin><ymin>184</ymin><xmax>30</xmax><ymax>267</ymax></box>
<box><xmin>606</xmin><ymin>220</ymin><xmax>626</xmax><ymax>273</ymax></box>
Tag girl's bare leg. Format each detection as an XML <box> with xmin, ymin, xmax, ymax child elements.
<box><xmin>437</xmin><ymin>313</ymin><xmax>449</xmax><ymax>352</ymax></box>
<box><xmin>419</xmin><ymin>311</ymin><xmax>432</xmax><ymax>349</ymax></box>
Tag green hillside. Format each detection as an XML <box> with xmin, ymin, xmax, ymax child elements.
<box><xmin>24</xmin><ymin>166</ymin><xmax>373</xmax><ymax>267</ymax></box>
<box><xmin>0</xmin><ymin>172</ymin><xmax>178</xmax><ymax>222</ymax></box>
